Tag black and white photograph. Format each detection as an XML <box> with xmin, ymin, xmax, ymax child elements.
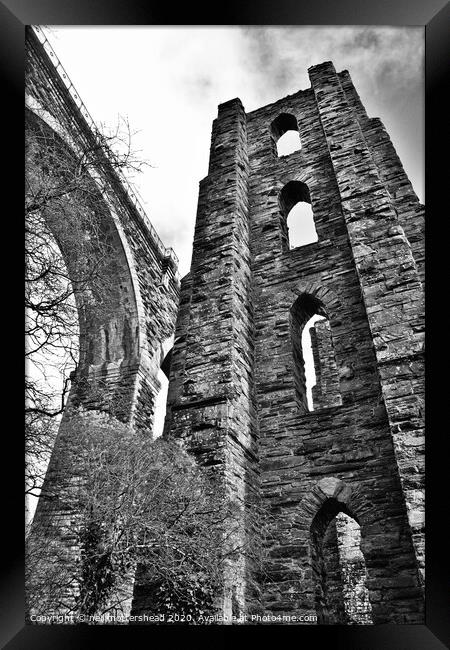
<box><xmin>2</xmin><ymin>1</ymin><xmax>447</xmax><ymax>645</ymax></box>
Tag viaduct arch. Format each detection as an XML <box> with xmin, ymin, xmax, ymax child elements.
<box><xmin>26</xmin><ymin>27</ymin><xmax>180</xmax><ymax>612</ymax></box>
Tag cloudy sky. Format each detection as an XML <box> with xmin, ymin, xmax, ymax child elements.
<box><xmin>44</xmin><ymin>25</ymin><xmax>424</xmax><ymax>278</ymax></box>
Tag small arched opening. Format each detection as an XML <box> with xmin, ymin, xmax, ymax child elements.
<box><xmin>279</xmin><ymin>181</ymin><xmax>318</xmax><ymax>249</ymax></box>
<box><xmin>270</xmin><ymin>113</ymin><xmax>302</xmax><ymax>157</ymax></box>
<box><xmin>311</xmin><ymin>498</ymin><xmax>373</xmax><ymax>625</ymax></box>
<box><xmin>290</xmin><ymin>293</ymin><xmax>340</xmax><ymax>413</ymax></box>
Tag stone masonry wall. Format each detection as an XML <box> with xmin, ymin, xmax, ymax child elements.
<box><xmin>163</xmin><ymin>62</ymin><xmax>424</xmax><ymax>624</ymax></box>
<box><xmin>309</xmin><ymin>63</ymin><xmax>425</xmax><ymax>582</ymax></box>
<box><xmin>155</xmin><ymin>98</ymin><xmax>259</xmax><ymax>618</ymax></box>
<box><xmin>27</xmin><ymin>28</ymin><xmax>424</xmax><ymax>623</ymax></box>
<box><xmin>26</xmin><ymin>28</ymin><xmax>179</xmax><ymax>614</ymax></box>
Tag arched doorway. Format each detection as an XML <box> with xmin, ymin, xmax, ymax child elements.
<box><xmin>310</xmin><ymin>498</ymin><xmax>373</xmax><ymax>624</ymax></box>
<box><xmin>290</xmin><ymin>292</ymin><xmax>341</xmax><ymax>412</ymax></box>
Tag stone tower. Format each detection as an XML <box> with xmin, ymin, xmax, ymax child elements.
<box><xmin>159</xmin><ymin>62</ymin><xmax>425</xmax><ymax>624</ymax></box>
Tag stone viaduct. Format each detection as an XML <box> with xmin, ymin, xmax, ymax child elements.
<box><xmin>26</xmin><ymin>26</ymin><xmax>425</xmax><ymax>624</ymax></box>
<box><xmin>26</xmin><ymin>26</ymin><xmax>179</xmax><ymax>612</ymax></box>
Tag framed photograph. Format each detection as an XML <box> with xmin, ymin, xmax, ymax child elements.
<box><xmin>3</xmin><ymin>0</ymin><xmax>448</xmax><ymax>646</ymax></box>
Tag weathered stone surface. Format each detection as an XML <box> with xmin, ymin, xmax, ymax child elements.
<box><xmin>27</xmin><ymin>28</ymin><xmax>424</xmax><ymax>624</ymax></box>
<box><xmin>163</xmin><ymin>62</ymin><xmax>424</xmax><ymax>623</ymax></box>
<box><xmin>26</xmin><ymin>29</ymin><xmax>179</xmax><ymax>613</ymax></box>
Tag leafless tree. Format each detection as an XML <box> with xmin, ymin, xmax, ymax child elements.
<box><xmin>26</xmin><ymin>414</ymin><xmax>271</xmax><ymax>622</ymax></box>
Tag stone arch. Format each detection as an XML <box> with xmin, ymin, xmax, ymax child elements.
<box><xmin>289</xmin><ymin>287</ymin><xmax>342</xmax><ymax>411</ymax></box>
<box><xmin>297</xmin><ymin>477</ymin><xmax>376</xmax><ymax>531</ymax></box>
<box><xmin>311</xmin><ymin>503</ymin><xmax>373</xmax><ymax>624</ymax></box>
<box><xmin>295</xmin><ymin>478</ymin><xmax>376</xmax><ymax>624</ymax></box>
<box><xmin>26</xmin><ymin>62</ymin><xmax>180</xmax><ymax>614</ymax></box>
<box><xmin>270</xmin><ymin>112</ymin><xmax>299</xmax><ymax>141</ymax></box>
<box><xmin>291</xmin><ymin>283</ymin><xmax>342</xmax><ymax>322</ymax></box>
<box><xmin>26</xmin><ymin>106</ymin><xmax>146</xmax><ymax>424</ymax></box>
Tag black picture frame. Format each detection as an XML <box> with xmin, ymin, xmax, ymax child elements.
<box><xmin>3</xmin><ymin>1</ymin><xmax>448</xmax><ymax>646</ymax></box>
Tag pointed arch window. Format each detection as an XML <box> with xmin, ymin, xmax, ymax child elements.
<box><xmin>311</xmin><ymin>499</ymin><xmax>373</xmax><ymax>625</ymax></box>
<box><xmin>290</xmin><ymin>293</ymin><xmax>341</xmax><ymax>413</ymax></box>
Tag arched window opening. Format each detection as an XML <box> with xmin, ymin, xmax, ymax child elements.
<box><xmin>302</xmin><ymin>314</ymin><xmax>325</xmax><ymax>410</ymax></box>
<box><xmin>290</xmin><ymin>294</ymin><xmax>341</xmax><ymax>413</ymax></box>
<box><xmin>270</xmin><ymin>113</ymin><xmax>301</xmax><ymax>157</ymax></box>
<box><xmin>279</xmin><ymin>181</ymin><xmax>318</xmax><ymax>250</ymax></box>
<box><xmin>311</xmin><ymin>499</ymin><xmax>373</xmax><ymax>625</ymax></box>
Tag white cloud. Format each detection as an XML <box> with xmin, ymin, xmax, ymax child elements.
<box><xmin>46</xmin><ymin>26</ymin><xmax>424</xmax><ymax>276</ymax></box>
